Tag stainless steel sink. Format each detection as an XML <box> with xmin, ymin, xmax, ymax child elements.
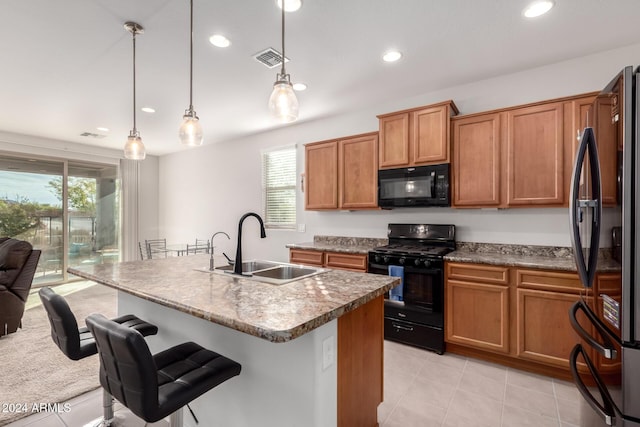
<box><xmin>208</xmin><ymin>260</ymin><xmax>326</xmax><ymax>285</ymax></box>
<box><xmin>251</xmin><ymin>266</ymin><xmax>321</xmax><ymax>283</ymax></box>
<box><xmin>214</xmin><ymin>260</ymin><xmax>281</xmax><ymax>273</ymax></box>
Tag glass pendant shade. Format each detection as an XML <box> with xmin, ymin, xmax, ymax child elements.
<box><xmin>269</xmin><ymin>78</ymin><xmax>299</xmax><ymax>123</ymax></box>
<box><xmin>179</xmin><ymin>111</ymin><xmax>203</xmax><ymax>146</ymax></box>
<box><xmin>124</xmin><ymin>132</ymin><xmax>146</xmax><ymax>160</ymax></box>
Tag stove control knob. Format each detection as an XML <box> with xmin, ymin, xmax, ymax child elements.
<box><xmin>414</xmin><ymin>258</ymin><xmax>421</xmax><ymax>266</ymax></box>
<box><xmin>383</xmin><ymin>256</ymin><xmax>390</xmax><ymax>264</ymax></box>
<box><xmin>423</xmin><ymin>259</ymin><xmax>431</xmax><ymax>268</ymax></box>
<box><xmin>399</xmin><ymin>257</ymin><xmax>406</xmax><ymax>265</ymax></box>
<box><xmin>374</xmin><ymin>255</ymin><xmax>382</xmax><ymax>263</ymax></box>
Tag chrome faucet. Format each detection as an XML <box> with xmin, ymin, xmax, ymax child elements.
<box><xmin>233</xmin><ymin>212</ymin><xmax>266</xmax><ymax>275</ymax></box>
<box><xmin>209</xmin><ymin>231</ymin><xmax>230</xmax><ymax>271</ymax></box>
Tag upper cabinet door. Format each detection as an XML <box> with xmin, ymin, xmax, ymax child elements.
<box><xmin>507</xmin><ymin>102</ymin><xmax>565</xmax><ymax>206</ymax></box>
<box><xmin>592</xmin><ymin>96</ymin><xmax>619</xmax><ymax>206</ymax></box>
<box><xmin>412</xmin><ymin>106</ymin><xmax>450</xmax><ymax>165</ymax></box>
<box><xmin>339</xmin><ymin>133</ymin><xmax>379</xmax><ymax>209</ymax></box>
<box><xmin>452</xmin><ymin>113</ymin><xmax>503</xmax><ymax>207</ymax></box>
<box><xmin>378</xmin><ymin>113</ymin><xmax>410</xmax><ymax>168</ymax></box>
<box><xmin>305</xmin><ymin>141</ymin><xmax>339</xmax><ymax>210</ymax></box>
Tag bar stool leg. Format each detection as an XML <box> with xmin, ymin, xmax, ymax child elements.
<box><xmin>169</xmin><ymin>407</ymin><xmax>184</xmax><ymax>427</ymax></box>
<box><xmin>102</xmin><ymin>390</ymin><xmax>114</xmax><ymax>426</ymax></box>
<box><xmin>82</xmin><ymin>390</ymin><xmax>115</xmax><ymax>427</ymax></box>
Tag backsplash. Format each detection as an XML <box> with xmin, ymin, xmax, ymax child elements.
<box><xmin>455</xmin><ymin>242</ymin><xmax>573</xmax><ymax>258</ymax></box>
<box><xmin>314</xmin><ymin>235</ymin><xmax>388</xmax><ymax>248</ymax></box>
<box><xmin>455</xmin><ymin>242</ymin><xmax>613</xmax><ymax>260</ymax></box>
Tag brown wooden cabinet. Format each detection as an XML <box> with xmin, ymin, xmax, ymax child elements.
<box><xmin>305</xmin><ymin>141</ymin><xmax>338</xmax><ymax>210</ymax></box>
<box><xmin>445</xmin><ymin>261</ymin><xmax>603</xmax><ymax>377</ymax></box>
<box><xmin>305</xmin><ymin>132</ymin><xmax>378</xmax><ymax>211</ymax></box>
<box><xmin>290</xmin><ymin>249</ymin><xmax>367</xmax><ymax>272</ymax></box>
<box><xmin>289</xmin><ymin>249</ymin><xmax>324</xmax><ymax>266</ymax></box>
<box><xmin>506</xmin><ymin>102</ymin><xmax>565</xmax><ymax>206</ymax></box>
<box><xmin>594</xmin><ymin>273</ymin><xmax>622</xmax><ymax>373</ymax></box>
<box><xmin>377</xmin><ymin>101</ymin><xmax>458</xmax><ymax>169</ymax></box>
<box><xmin>591</xmin><ymin>95</ymin><xmax>620</xmax><ymax>206</ymax></box>
<box><xmin>338</xmin><ymin>295</ymin><xmax>383</xmax><ymax>426</ymax></box>
<box><xmin>452</xmin><ymin>113</ymin><xmax>504</xmax><ymax>207</ymax></box>
<box><xmin>515</xmin><ymin>268</ymin><xmax>591</xmax><ymax>371</ymax></box>
<box><xmin>563</xmin><ymin>94</ymin><xmax>597</xmax><ymax>205</ymax></box>
<box><xmin>339</xmin><ymin>133</ymin><xmax>379</xmax><ymax>209</ymax></box>
<box><xmin>445</xmin><ymin>263</ymin><xmax>510</xmax><ymax>354</ymax></box>
<box><xmin>452</xmin><ymin>93</ymin><xmax>602</xmax><ymax>208</ymax></box>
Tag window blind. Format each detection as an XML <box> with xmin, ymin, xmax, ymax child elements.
<box><xmin>262</xmin><ymin>146</ymin><xmax>296</xmax><ymax>229</ymax></box>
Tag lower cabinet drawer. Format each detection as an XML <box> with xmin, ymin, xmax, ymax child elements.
<box><xmin>289</xmin><ymin>249</ymin><xmax>324</xmax><ymax>266</ymax></box>
<box><xmin>325</xmin><ymin>252</ymin><xmax>367</xmax><ymax>272</ymax></box>
<box><xmin>384</xmin><ymin>317</ymin><xmax>444</xmax><ymax>354</ymax></box>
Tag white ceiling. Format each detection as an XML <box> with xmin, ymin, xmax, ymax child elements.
<box><xmin>2</xmin><ymin>0</ymin><xmax>640</xmax><ymax>156</ymax></box>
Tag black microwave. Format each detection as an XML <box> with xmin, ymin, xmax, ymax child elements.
<box><xmin>378</xmin><ymin>164</ymin><xmax>450</xmax><ymax>208</ymax></box>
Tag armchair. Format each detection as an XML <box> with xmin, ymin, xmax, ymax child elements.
<box><xmin>0</xmin><ymin>237</ymin><xmax>41</xmax><ymax>337</ymax></box>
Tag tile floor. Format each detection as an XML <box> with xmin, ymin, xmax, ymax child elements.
<box><xmin>6</xmin><ymin>340</ymin><xmax>582</xmax><ymax>427</ymax></box>
<box><xmin>379</xmin><ymin>340</ymin><xmax>582</xmax><ymax>427</ymax></box>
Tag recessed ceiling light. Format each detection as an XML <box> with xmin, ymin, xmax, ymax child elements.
<box><xmin>293</xmin><ymin>83</ymin><xmax>307</xmax><ymax>91</ymax></box>
<box><xmin>209</xmin><ymin>34</ymin><xmax>231</xmax><ymax>48</ymax></box>
<box><xmin>141</xmin><ymin>107</ymin><xmax>156</xmax><ymax>113</ymax></box>
<box><xmin>97</xmin><ymin>127</ymin><xmax>109</xmax><ymax>132</ymax></box>
<box><xmin>523</xmin><ymin>0</ymin><xmax>555</xmax><ymax>18</ymax></box>
<box><xmin>382</xmin><ymin>51</ymin><xmax>402</xmax><ymax>63</ymax></box>
<box><xmin>276</xmin><ymin>0</ymin><xmax>302</xmax><ymax>12</ymax></box>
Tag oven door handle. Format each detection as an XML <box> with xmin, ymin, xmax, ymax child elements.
<box><xmin>569</xmin><ymin>300</ymin><xmax>618</xmax><ymax>359</ymax></box>
<box><xmin>368</xmin><ymin>263</ymin><xmax>441</xmax><ymax>275</ymax></box>
<box><xmin>391</xmin><ymin>322</ymin><xmax>414</xmax><ymax>332</ymax></box>
<box><xmin>569</xmin><ymin>344</ymin><xmax>616</xmax><ymax>426</ymax></box>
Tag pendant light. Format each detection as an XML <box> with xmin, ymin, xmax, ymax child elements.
<box><xmin>268</xmin><ymin>3</ymin><xmax>299</xmax><ymax>123</ymax></box>
<box><xmin>123</xmin><ymin>22</ymin><xmax>146</xmax><ymax>160</ymax></box>
<box><xmin>178</xmin><ymin>0</ymin><xmax>203</xmax><ymax>146</ymax></box>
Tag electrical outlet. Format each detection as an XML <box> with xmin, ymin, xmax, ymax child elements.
<box><xmin>297</xmin><ymin>223</ymin><xmax>306</xmax><ymax>233</ymax></box>
<box><xmin>322</xmin><ymin>335</ymin><xmax>335</xmax><ymax>370</ymax></box>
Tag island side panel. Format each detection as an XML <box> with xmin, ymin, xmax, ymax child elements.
<box><xmin>118</xmin><ymin>291</ymin><xmax>338</xmax><ymax>427</ymax></box>
<box><xmin>337</xmin><ymin>294</ymin><xmax>384</xmax><ymax>427</ymax></box>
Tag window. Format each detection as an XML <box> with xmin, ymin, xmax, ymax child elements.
<box><xmin>0</xmin><ymin>153</ymin><xmax>120</xmax><ymax>286</ymax></box>
<box><xmin>262</xmin><ymin>146</ymin><xmax>296</xmax><ymax>229</ymax></box>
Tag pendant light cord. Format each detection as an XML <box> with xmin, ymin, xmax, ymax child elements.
<box><xmin>280</xmin><ymin>3</ymin><xmax>286</xmax><ymax>77</ymax></box>
<box><xmin>132</xmin><ymin>29</ymin><xmax>137</xmax><ymax>133</ymax></box>
<box><xmin>189</xmin><ymin>0</ymin><xmax>194</xmax><ymax>110</ymax></box>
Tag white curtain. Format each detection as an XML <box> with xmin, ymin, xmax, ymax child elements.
<box><xmin>120</xmin><ymin>159</ymin><xmax>139</xmax><ymax>262</ymax></box>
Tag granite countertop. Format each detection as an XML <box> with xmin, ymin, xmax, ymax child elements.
<box><xmin>68</xmin><ymin>254</ymin><xmax>398</xmax><ymax>343</ymax></box>
<box><xmin>445</xmin><ymin>242</ymin><xmax>621</xmax><ymax>273</ymax></box>
<box><xmin>286</xmin><ymin>235</ymin><xmax>387</xmax><ymax>255</ymax></box>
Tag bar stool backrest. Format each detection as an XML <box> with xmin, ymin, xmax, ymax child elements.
<box><xmin>86</xmin><ymin>313</ymin><xmax>159</xmax><ymax>421</ymax></box>
<box><xmin>39</xmin><ymin>286</ymin><xmax>89</xmax><ymax>360</ymax></box>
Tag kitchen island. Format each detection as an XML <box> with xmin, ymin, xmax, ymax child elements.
<box><xmin>68</xmin><ymin>254</ymin><xmax>398</xmax><ymax>427</ymax></box>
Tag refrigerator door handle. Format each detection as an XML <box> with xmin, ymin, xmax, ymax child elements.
<box><xmin>569</xmin><ymin>127</ymin><xmax>602</xmax><ymax>288</ymax></box>
<box><xmin>569</xmin><ymin>344</ymin><xmax>616</xmax><ymax>426</ymax></box>
<box><xmin>569</xmin><ymin>300</ymin><xmax>618</xmax><ymax>359</ymax></box>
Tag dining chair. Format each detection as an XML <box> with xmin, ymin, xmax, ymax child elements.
<box><xmin>138</xmin><ymin>242</ymin><xmax>147</xmax><ymax>260</ymax></box>
<box><xmin>145</xmin><ymin>239</ymin><xmax>167</xmax><ymax>259</ymax></box>
<box><xmin>186</xmin><ymin>239</ymin><xmax>210</xmax><ymax>255</ymax></box>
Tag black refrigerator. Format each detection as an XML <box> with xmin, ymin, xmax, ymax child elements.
<box><xmin>568</xmin><ymin>66</ymin><xmax>640</xmax><ymax>426</ymax></box>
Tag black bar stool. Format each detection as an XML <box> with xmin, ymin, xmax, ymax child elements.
<box><xmin>85</xmin><ymin>313</ymin><xmax>241</xmax><ymax>427</ymax></box>
<box><xmin>38</xmin><ymin>286</ymin><xmax>158</xmax><ymax>426</ymax></box>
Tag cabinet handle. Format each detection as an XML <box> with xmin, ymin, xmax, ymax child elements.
<box><xmin>397</xmin><ymin>312</ymin><xmax>406</xmax><ymax>318</ymax></box>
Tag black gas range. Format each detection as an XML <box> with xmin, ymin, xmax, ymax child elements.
<box><xmin>368</xmin><ymin>224</ymin><xmax>455</xmax><ymax>354</ymax></box>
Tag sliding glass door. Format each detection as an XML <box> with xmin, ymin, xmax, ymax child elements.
<box><xmin>0</xmin><ymin>153</ymin><xmax>120</xmax><ymax>286</ymax></box>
